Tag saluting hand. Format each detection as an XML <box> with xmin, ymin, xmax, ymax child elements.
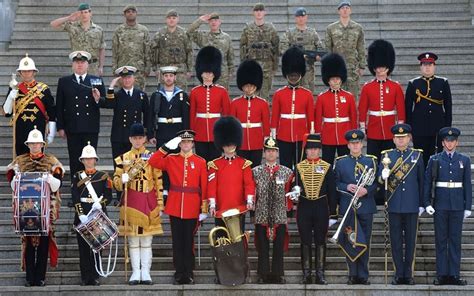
<box><xmin>68</xmin><ymin>11</ymin><xmax>81</xmax><ymax>22</ymax></box>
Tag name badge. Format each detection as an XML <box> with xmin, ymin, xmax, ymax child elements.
<box><xmin>340</xmin><ymin>96</ymin><xmax>346</xmax><ymax>103</ymax></box>
<box><xmin>315</xmin><ymin>166</ymin><xmax>325</xmax><ymax>173</ymax></box>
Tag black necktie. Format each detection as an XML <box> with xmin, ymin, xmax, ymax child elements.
<box><xmin>79</xmin><ymin>76</ymin><xmax>84</xmax><ymax>84</ymax></box>
<box><xmin>449</xmin><ymin>153</ymin><xmax>452</xmax><ymax>160</ymax></box>
<box><xmin>127</xmin><ymin>90</ymin><xmax>131</xmax><ymax>97</ymax></box>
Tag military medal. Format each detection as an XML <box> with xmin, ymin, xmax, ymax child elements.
<box><xmin>459</xmin><ymin>161</ymin><xmax>464</xmax><ymax>169</ymax></box>
<box><xmin>385</xmin><ymin>87</ymin><xmax>389</xmax><ymax>94</ymax></box>
<box><xmin>315</xmin><ymin>166</ymin><xmax>324</xmax><ymax>173</ymax></box>
<box><xmin>411</xmin><ymin>155</ymin><xmax>417</xmax><ymax>163</ymax></box>
<box><xmin>340</xmin><ymin>96</ymin><xmax>346</xmax><ymax>103</ymax></box>
<box><xmin>191</xmin><ymin>161</ymin><xmax>195</xmax><ymax>169</ymax></box>
<box><xmin>276</xmin><ymin>176</ymin><xmax>284</xmax><ymax>184</ymax></box>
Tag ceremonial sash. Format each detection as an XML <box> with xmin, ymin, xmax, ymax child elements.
<box><xmin>386</xmin><ymin>150</ymin><xmax>421</xmax><ymax>201</ymax></box>
<box><xmin>13</xmin><ymin>82</ymin><xmax>48</xmax><ymax>125</ymax></box>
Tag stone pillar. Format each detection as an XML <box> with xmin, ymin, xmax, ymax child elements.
<box><xmin>0</xmin><ymin>0</ymin><xmax>18</xmax><ymax>51</ymax></box>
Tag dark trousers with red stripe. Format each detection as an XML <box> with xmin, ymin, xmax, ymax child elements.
<box><xmin>255</xmin><ymin>224</ymin><xmax>286</xmax><ymax>278</ymax></box>
<box><xmin>170</xmin><ymin>216</ymin><xmax>198</xmax><ymax>280</ymax></box>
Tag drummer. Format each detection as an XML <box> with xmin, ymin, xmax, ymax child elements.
<box><xmin>6</xmin><ymin>126</ymin><xmax>64</xmax><ymax>287</ymax></box>
<box><xmin>71</xmin><ymin>142</ymin><xmax>113</xmax><ymax>286</ymax></box>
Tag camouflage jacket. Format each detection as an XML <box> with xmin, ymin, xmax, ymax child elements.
<box><xmin>325</xmin><ymin>20</ymin><xmax>366</xmax><ymax>70</ymax></box>
<box><xmin>62</xmin><ymin>21</ymin><xmax>106</xmax><ymax>61</ymax></box>
<box><xmin>240</xmin><ymin>22</ymin><xmax>279</xmax><ymax>66</ymax></box>
<box><xmin>112</xmin><ymin>23</ymin><xmax>151</xmax><ymax>73</ymax></box>
<box><xmin>280</xmin><ymin>27</ymin><xmax>324</xmax><ymax>63</ymax></box>
<box><xmin>150</xmin><ymin>26</ymin><xmax>193</xmax><ymax>72</ymax></box>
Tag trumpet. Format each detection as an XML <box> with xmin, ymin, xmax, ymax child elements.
<box><xmin>328</xmin><ymin>166</ymin><xmax>375</xmax><ymax>245</ymax></box>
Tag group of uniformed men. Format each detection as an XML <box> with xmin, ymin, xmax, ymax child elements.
<box><xmin>2</xmin><ymin>0</ymin><xmax>471</xmax><ymax>289</ymax></box>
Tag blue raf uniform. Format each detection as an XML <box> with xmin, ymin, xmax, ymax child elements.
<box><xmin>423</xmin><ymin>127</ymin><xmax>471</xmax><ymax>286</ymax></box>
<box><xmin>334</xmin><ymin>130</ymin><xmax>377</xmax><ymax>285</ymax></box>
<box><xmin>378</xmin><ymin>124</ymin><xmax>424</xmax><ymax>285</ymax></box>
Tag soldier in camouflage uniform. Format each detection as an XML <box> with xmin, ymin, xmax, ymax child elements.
<box><xmin>325</xmin><ymin>1</ymin><xmax>366</xmax><ymax>101</ymax></box>
<box><xmin>150</xmin><ymin>10</ymin><xmax>193</xmax><ymax>91</ymax></box>
<box><xmin>187</xmin><ymin>13</ymin><xmax>234</xmax><ymax>89</ymax></box>
<box><xmin>50</xmin><ymin>3</ymin><xmax>105</xmax><ymax>76</ymax></box>
<box><xmin>112</xmin><ymin>5</ymin><xmax>151</xmax><ymax>90</ymax></box>
<box><xmin>281</xmin><ymin>7</ymin><xmax>324</xmax><ymax>94</ymax></box>
<box><xmin>240</xmin><ymin>3</ymin><xmax>279</xmax><ymax>101</ymax></box>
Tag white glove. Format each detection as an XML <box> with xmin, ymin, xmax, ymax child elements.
<box><xmin>79</xmin><ymin>215</ymin><xmax>88</xmax><ymax>224</ymax></box>
<box><xmin>199</xmin><ymin>213</ymin><xmax>208</xmax><ymax>221</ymax></box>
<box><xmin>270</xmin><ymin>128</ymin><xmax>276</xmax><ymax>139</ymax></box>
<box><xmin>10</xmin><ymin>180</ymin><xmax>16</xmax><ymax>191</ymax></box>
<box><xmin>418</xmin><ymin>207</ymin><xmax>425</xmax><ymax>217</ymax></box>
<box><xmin>426</xmin><ymin>205</ymin><xmax>435</xmax><ymax>215</ymax></box>
<box><xmin>159</xmin><ymin>210</ymin><xmax>163</xmax><ymax>217</ymax></box>
<box><xmin>47</xmin><ymin>121</ymin><xmax>57</xmax><ymax>144</ymax></box>
<box><xmin>285</xmin><ymin>185</ymin><xmax>301</xmax><ymax>201</ymax></box>
<box><xmin>246</xmin><ymin>195</ymin><xmax>254</xmax><ymax>205</ymax></box>
<box><xmin>91</xmin><ymin>201</ymin><xmax>102</xmax><ymax>211</ymax></box>
<box><xmin>9</xmin><ymin>73</ymin><xmax>18</xmax><ymax>89</ymax></box>
<box><xmin>121</xmin><ymin>173</ymin><xmax>130</xmax><ymax>184</ymax></box>
<box><xmin>3</xmin><ymin>89</ymin><xmax>17</xmax><ymax>114</ymax></box>
<box><xmin>209</xmin><ymin>198</ymin><xmax>216</xmax><ymax>209</ymax></box>
<box><xmin>464</xmin><ymin>210</ymin><xmax>472</xmax><ymax>219</ymax></box>
<box><xmin>328</xmin><ymin>219</ymin><xmax>338</xmax><ymax>228</ymax></box>
<box><xmin>381</xmin><ymin>168</ymin><xmax>390</xmax><ymax>180</ymax></box>
<box><xmin>165</xmin><ymin>136</ymin><xmax>182</xmax><ymax>150</ymax></box>
<box><xmin>47</xmin><ymin>173</ymin><xmax>61</xmax><ymax>192</ymax></box>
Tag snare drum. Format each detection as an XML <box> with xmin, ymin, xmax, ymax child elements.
<box><xmin>75</xmin><ymin>209</ymin><xmax>118</xmax><ymax>253</ymax></box>
<box><xmin>12</xmin><ymin>172</ymin><xmax>50</xmax><ymax>236</ymax></box>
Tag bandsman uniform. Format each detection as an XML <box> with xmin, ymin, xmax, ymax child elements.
<box><xmin>359</xmin><ymin>40</ymin><xmax>405</xmax><ymax>158</ymax></box>
<box><xmin>423</xmin><ymin>127</ymin><xmax>471</xmax><ymax>286</ymax></box>
<box><xmin>406</xmin><ymin>52</ymin><xmax>452</xmax><ymax>166</ymax></box>
<box><xmin>231</xmin><ymin>60</ymin><xmax>270</xmax><ymax>167</ymax></box>
<box><xmin>315</xmin><ymin>53</ymin><xmax>357</xmax><ymax>165</ymax></box>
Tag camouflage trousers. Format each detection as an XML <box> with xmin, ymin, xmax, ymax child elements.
<box><xmin>343</xmin><ymin>70</ymin><xmax>361</xmax><ymax>103</ymax></box>
<box><xmin>301</xmin><ymin>64</ymin><xmax>315</xmax><ymax>94</ymax></box>
<box><xmin>255</xmin><ymin>60</ymin><xmax>275</xmax><ymax>102</ymax></box>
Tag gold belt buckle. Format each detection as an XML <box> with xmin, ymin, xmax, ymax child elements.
<box><xmin>167</xmin><ymin>118</ymin><xmax>174</xmax><ymax>124</ymax></box>
<box><xmin>447</xmin><ymin>182</ymin><xmax>454</xmax><ymax>188</ymax></box>
<box><xmin>335</xmin><ymin>117</ymin><xmax>341</xmax><ymax>123</ymax></box>
<box><xmin>380</xmin><ymin>111</ymin><xmax>386</xmax><ymax>116</ymax></box>
<box><xmin>246</xmin><ymin>122</ymin><xmax>251</xmax><ymax>128</ymax></box>
<box><xmin>206</xmin><ymin>113</ymin><xmax>211</xmax><ymax>119</ymax></box>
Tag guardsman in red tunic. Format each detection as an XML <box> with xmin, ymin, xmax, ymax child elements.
<box><xmin>315</xmin><ymin>53</ymin><xmax>357</xmax><ymax>165</ymax></box>
<box><xmin>190</xmin><ymin>46</ymin><xmax>231</xmax><ymax>162</ymax></box>
<box><xmin>358</xmin><ymin>39</ymin><xmax>405</xmax><ymax>158</ymax></box>
<box><xmin>231</xmin><ymin>60</ymin><xmax>270</xmax><ymax>168</ymax></box>
<box><xmin>207</xmin><ymin>116</ymin><xmax>256</xmax><ymax>230</ymax></box>
<box><xmin>271</xmin><ymin>47</ymin><xmax>314</xmax><ymax>169</ymax></box>
<box><xmin>148</xmin><ymin>129</ymin><xmax>208</xmax><ymax>285</ymax></box>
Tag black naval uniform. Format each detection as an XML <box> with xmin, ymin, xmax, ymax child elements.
<box><xmin>72</xmin><ymin>169</ymin><xmax>112</xmax><ymax>285</ymax></box>
<box><xmin>56</xmin><ymin>74</ymin><xmax>106</xmax><ymax>176</ymax></box>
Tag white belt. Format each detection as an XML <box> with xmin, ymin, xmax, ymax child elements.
<box><xmin>80</xmin><ymin>197</ymin><xmax>94</xmax><ymax>203</ymax></box>
<box><xmin>196</xmin><ymin>112</ymin><xmax>221</xmax><ymax>119</ymax></box>
<box><xmin>436</xmin><ymin>182</ymin><xmax>463</xmax><ymax>188</ymax></box>
<box><xmin>281</xmin><ymin>113</ymin><xmax>306</xmax><ymax>119</ymax></box>
<box><xmin>368</xmin><ymin>110</ymin><xmax>397</xmax><ymax>116</ymax></box>
<box><xmin>323</xmin><ymin>117</ymin><xmax>350</xmax><ymax>123</ymax></box>
<box><xmin>158</xmin><ymin>117</ymin><xmax>182</xmax><ymax>124</ymax></box>
<box><xmin>241</xmin><ymin>122</ymin><xmax>262</xmax><ymax>128</ymax></box>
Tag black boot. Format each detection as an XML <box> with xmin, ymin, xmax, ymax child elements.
<box><xmin>300</xmin><ymin>244</ymin><xmax>312</xmax><ymax>284</ymax></box>
<box><xmin>314</xmin><ymin>245</ymin><xmax>328</xmax><ymax>285</ymax></box>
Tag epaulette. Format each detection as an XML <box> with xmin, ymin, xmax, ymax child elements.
<box><xmin>409</xmin><ymin>76</ymin><xmax>421</xmax><ymax>83</ymax></box>
<box><xmin>366</xmin><ymin>154</ymin><xmax>378</xmax><ymax>159</ymax></box>
<box><xmin>255</xmin><ymin>96</ymin><xmax>267</xmax><ymax>103</ymax></box>
<box><xmin>36</xmin><ymin>82</ymin><xmax>48</xmax><ymax>91</ymax></box>
<box><xmin>299</xmin><ymin>86</ymin><xmax>311</xmax><ymax>93</ymax></box>
<box><xmin>191</xmin><ymin>85</ymin><xmax>201</xmax><ymax>91</ymax></box>
<box><xmin>214</xmin><ymin>84</ymin><xmax>226</xmax><ymax>89</ymax></box>
<box><xmin>193</xmin><ymin>154</ymin><xmax>206</xmax><ymax>162</ymax></box>
<box><xmin>335</xmin><ymin>155</ymin><xmax>348</xmax><ymax>162</ymax></box>
<box><xmin>242</xmin><ymin>159</ymin><xmax>253</xmax><ymax>169</ymax></box>
<box><xmin>437</xmin><ymin>76</ymin><xmax>448</xmax><ymax>81</ymax></box>
<box><xmin>412</xmin><ymin>148</ymin><xmax>424</xmax><ymax>153</ymax></box>
<box><xmin>381</xmin><ymin>148</ymin><xmax>394</xmax><ymax>154</ymax></box>
<box><xmin>275</xmin><ymin>86</ymin><xmax>286</xmax><ymax>92</ymax></box>
<box><xmin>114</xmin><ymin>155</ymin><xmax>123</xmax><ymax>166</ymax></box>
<box><xmin>231</xmin><ymin>96</ymin><xmax>241</xmax><ymax>102</ymax></box>
<box><xmin>207</xmin><ymin>159</ymin><xmax>219</xmax><ymax>170</ymax></box>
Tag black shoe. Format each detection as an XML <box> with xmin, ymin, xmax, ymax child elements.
<box><xmin>391</xmin><ymin>277</ymin><xmax>401</xmax><ymax>285</ymax></box>
<box><xmin>80</xmin><ymin>280</ymin><xmax>88</xmax><ymax>286</ymax></box>
<box><xmin>24</xmin><ymin>281</ymin><xmax>33</xmax><ymax>287</ymax></box>
<box><xmin>37</xmin><ymin>280</ymin><xmax>46</xmax><ymax>287</ymax></box>
<box><xmin>186</xmin><ymin>277</ymin><xmax>194</xmax><ymax>285</ymax></box>
<box><xmin>347</xmin><ymin>276</ymin><xmax>357</xmax><ymax>285</ymax></box>
<box><xmin>129</xmin><ymin>280</ymin><xmax>140</xmax><ymax>285</ymax></box>
<box><xmin>141</xmin><ymin>280</ymin><xmax>153</xmax><ymax>285</ymax></box>
<box><xmin>214</xmin><ymin>277</ymin><xmax>221</xmax><ymax>284</ymax></box>
<box><xmin>173</xmin><ymin>277</ymin><xmax>181</xmax><ymax>285</ymax></box>
<box><xmin>433</xmin><ymin>276</ymin><xmax>446</xmax><ymax>285</ymax></box>
<box><xmin>451</xmin><ymin>277</ymin><xmax>467</xmax><ymax>286</ymax></box>
<box><xmin>405</xmin><ymin>277</ymin><xmax>415</xmax><ymax>285</ymax></box>
<box><xmin>274</xmin><ymin>276</ymin><xmax>286</xmax><ymax>284</ymax></box>
<box><xmin>358</xmin><ymin>278</ymin><xmax>370</xmax><ymax>285</ymax></box>
<box><xmin>300</xmin><ymin>273</ymin><xmax>312</xmax><ymax>284</ymax></box>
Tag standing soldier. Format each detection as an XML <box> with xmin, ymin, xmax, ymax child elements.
<box><xmin>271</xmin><ymin>47</ymin><xmax>314</xmax><ymax>169</ymax></box>
<box><xmin>150</xmin><ymin>9</ymin><xmax>193</xmax><ymax>91</ymax></box>
<box><xmin>423</xmin><ymin>127</ymin><xmax>471</xmax><ymax>286</ymax></box>
<box><xmin>72</xmin><ymin>143</ymin><xmax>112</xmax><ymax>286</ymax></box>
<box><xmin>379</xmin><ymin>124</ymin><xmax>424</xmax><ymax>285</ymax></box>
<box><xmin>252</xmin><ymin>137</ymin><xmax>293</xmax><ymax>284</ymax></box>
<box><xmin>315</xmin><ymin>53</ymin><xmax>357</xmax><ymax>165</ymax></box>
<box><xmin>405</xmin><ymin>52</ymin><xmax>452</xmax><ymax>167</ymax></box>
<box><xmin>50</xmin><ymin>3</ymin><xmax>106</xmax><ymax>76</ymax></box>
<box><xmin>148</xmin><ymin>130</ymin><xmax>208</xmax><ymax>285</ymax></box>
<box><xmin>325</xmin><ymin>1</ymin><xmax>366</xmax><ymax>100</ymax></box>
<box><xmin>280</xmin><ymin>7</ymin><xmax>324</xmax><ymax>94</ymax></box>
<box><xmin>231</xmin><ymin>60</ymin><xmax>270</xmax><ymax>167</ymax></box>
<box><xmin>359</xmin><ymin>39</ymin><xmax>405</xmax><ymax>159</ymax></box>
<box><xmin>190</xmin><ymin>46</ymin><xmax>231</xmax><ymax>162</ymax></box>
<box><xmin>187</xmin><ymin>13</ymin><xmax>234</xmax><ymax>89</ymax></box>
<box><xmin>3</xmin><ymin>54</ymin><xmax>56</xmax><ymax>156</ymax></box>
<box><xmin>333</xmin><ymin>130</ymin><xmax>377</xmax><ymax>285</ymax></box>
<box><xmin>240</xmin><ymin>3</ymin><xmax>279</xmax><ymax>101</ymax></box>
<box><xmin>113</xmin><ymin>123</ymin><xmax>164</xmax><ymax>285</ymax></box>
<box><xmin>112</xmin><ymin>5</ymin><xmax>151</xmax><ymax>90</ymax></box>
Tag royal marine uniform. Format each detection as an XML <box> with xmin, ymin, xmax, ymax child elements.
<box><xmin>315</xmin><ymin>53</ymin><xmax>357</xmax><ymax>165</ymax></box>
<box><xmin>379</xmin><ymin>124</ymin><xmax>424</xmax><ymax>285</ymax></box>
<box><xmin>72</xmin><ymin>144</ymin><xmax>112</xmax><ymax>286</ymax></box>
<box><xmin>423</xmin><ymin>127</ymin><xmax>471</xmax><ymax>286</ymax></box>
<box><xmin>405</xmin><ymin>52</ymin><xmax>452</xmax><ymax>166</ymax></box>
<box><xmin>280</xmin><ymin>7</ymin><xmax>324</xmax><ymax>93</ymax></box>
<box><xmin>187</xmin><ymin>13</ymin><xmax>234</xmax><ymax>89</ymax></box>
<box><xmin>150</xmin><ymin>10</ymin><xmax>193</xmax><ymax>90</ymax></box>
<box><xmin>359</xmin><ymin>40</ymin><xmax>405</xmax><ymax>159</ymax></box>
<box><xmin>333</xmin><ymin>130</ymin><xmax>377</xmax><ymax>285</ymax></box>
<box><xmin>190</xmin><ymin>46</ymin><xmax>231</xmax><ymax>162</ymax></box>
<box><xmin>3</xmin><ymin>54</ymin><xmax>56</xmax><ymax>156</ymax></box>
<box><xmin>112</xmin><ymin>5</ymin><xmax>151</xmax><ymax>90</ymax></box>
<box><xmin>271</xmin><ymin>47</ymin><xmax>314</xmax><ymax>169</ymax></box>
<box><xmin>240</xmin><ymin>3</ymin><xmax>279</xmax><ymax>101</ymax></box>
<box><xmin>148</xmin><ymin>130</ymin><xmax>208</xmax><ymax>285</ymax></box>
<box><xmin>231</xmin><ymin>60</ymin><xmax>270</xmax><ymax>167</ymax></box>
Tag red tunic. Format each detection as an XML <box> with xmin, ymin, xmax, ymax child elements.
<box><xmin>271</xmin><ymin>86</ymin><xmax>314</xmax><ymax>143</ymax></box>
<box><xmin>358</xmin><ymin>78</ymin><xmax>406</xmax><ymax>140</ymax></box>
<box><xmin>148</xmin><ymin>148</ymin><xmax>208</xmax><ymax>219</ymax></box>
<box><xmin>315</xmin><ymin>89</ymin><xmax>357</xmax><ymax>145</ymax></box>
<box><xmin>230</xmin><ymin>96</ymin><xmax>270</xmax><ymax>150</ymax></box>
<box><xmin>189</xmin><ymin>84</ymin><xmax>231</xmax><ymax>142</ymax></box>
<box><xmin>207</xmin><ymin>156</ymin><xmax>256</xmax><ymax>218</ymax></box>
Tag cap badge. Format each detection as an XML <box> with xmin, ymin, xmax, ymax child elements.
<box><xmin>267</xmin><ymin>138</ymin><xmax>276</xmax><ymax>146</ymax></box>
<box><xmin>77</xmin><ymin>53</ymin><xmax>82</xmax><ymax>58</ymax></box>
<box><xmin>351</xmin><ymin>133</ymin><xmax>357</xmax><ymax>139</ymax></box>
<box><xmin>448</xmin><ymin>130</ymin><xmax>453</xmax><ymax>135</ymax></box>
<box><xmin>398</xmin><ymin>127</ymin><xmax>403</xmax><ymax>133</ymax></box>
<box><xmin>24</xmin><ymin>60</ymin><xmax>29</xmax><ymax>66</ymax></box>
<box><xmin>425</xmin><ymin>54</ymin><xmax>429</xmax><ymax>59</ymax></box>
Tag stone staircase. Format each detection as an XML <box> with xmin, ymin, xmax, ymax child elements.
<box><xmin>0</xmin><ymin>0</ymin><xmax>473</xmax><ymax>294</ymax></box>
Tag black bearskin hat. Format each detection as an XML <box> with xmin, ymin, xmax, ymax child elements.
<box><xmin>321</xmin><ymin>53</ymin><xmax>347</xmax><ymax>86</ymax></box>
<box><xmin>367</xmin><ymin>39</ymin><xmax>396</xmax><ymax>76</ymax></box>
<box><xmin>213</xmin><ymin>116</ymin><xmax>243</xmax><ymax>151</ymax></box>
<box><xmin>195</xmin><ymin>46</ymin><xmax>222</xmax><ymax>84</ymax></box>
<box><xmin>282</xmin><ymin>46</ymin><xmax>306</xmax><ymax>78</ymax></box>
<box><xmin>237</xmin><ymin>60</ymin><xmax>263</xmax><ymax>91</ymax></box>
